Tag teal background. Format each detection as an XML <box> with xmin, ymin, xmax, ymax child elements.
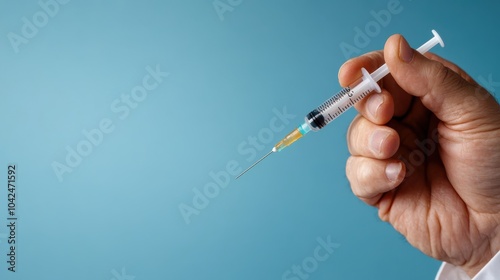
<box><xmin>0</xmin><ymin>0</ymin><xmax>498</xmax><ymax>279</ymax></box>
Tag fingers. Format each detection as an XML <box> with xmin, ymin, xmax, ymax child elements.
<box><xmin>353</xmin><ymin>89</ymin><xmax>395</xmax><ymax>125</ymax></box>
<box><xmin>384</xmin><ymin>34</ymin><xmax>497</xmax><ymax>127</ymax></box>
<box><xmin>338</xmin><ymin>51</ymin><xmax>385</xmax><ymax>87</ymax></box>
<box><xmin>346</xmin><ymin>156</ymin><xmax>405</xmax><ymax>205</ymax></box>
<box><xmin>338</xmin><ymin>52</ymin><xmax>405</xmax><ymax>124</ymax></box>
<box><xmin>346</xmin><ymin>115</ymin><xmax>403</xmax><ymax>205</ymax></box>
<box><xmin>347</xmin><ymin>115</ymin><xmax>400</xmax><ymax>159</ymax></box>
<box><xmin>337</xmin><ymin>40</ymin><xmax>487</xmax><ymax>126</ymax></box>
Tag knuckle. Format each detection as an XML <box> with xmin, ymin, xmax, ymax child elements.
<box><xmin>367</xmin><ymin>51</ymin><xmax>385</xmax><ymax>71</ymax></box>
<box><xmin>351</xmin><ymin>187</ymin><xmax>363</xmax><ymax>198</ymax></box>
<box><xmin>436</xmin><ymin>63</ymin><xmax>451</xmax><ymax>85</ymax></box>
<box><xmin>356</xmin><ymin>163</ymin><xmax>372</xmax><ymax>186</ymax></box>
<box><xmin>349</xmin><ymin>163</ymin><xmax>372</xmax><ymax>199</ymax></box>
<box><xmin>429</xmin><ymin>61</ymin><xmax>468</xmax><ymax>92</ymax></box>
<box><xmin>347</xmin><ymin>115</ymin><xmax>362</xmax><ymax>154</ymax></box>
<box><xmin>345</xmin><ymin>157</ymin><xmax>356</xmax><ymax>182</ymax></box>
<box><xmin>346</xmin><ymin>157</ymin><xmax>364</xmax><ymax>198</ymax></box>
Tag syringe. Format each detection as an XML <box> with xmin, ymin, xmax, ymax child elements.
<box><xmin>236</xmin><ymin>30</ymin><xmax>444</xmax><ymax>179</ymax></box>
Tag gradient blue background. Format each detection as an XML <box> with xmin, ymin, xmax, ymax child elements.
<box><xmin>0</xmin><ymin>0</ymin><xmax>498</xmax><ymax>279</ymax></box>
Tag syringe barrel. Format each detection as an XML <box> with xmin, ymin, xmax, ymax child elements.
<box><xmin>305</xmin><ymin>68</ymin><xmax>378</xmax><ymax>131</ymax></box>
<box><xmin>305</xmin><ymin>30</ymin><xmax>444</xmax><ymax>132</ymax></box>
<box><xmin>305</xmin><ymin>86</ymin><xmax>353</xmax><ymax>131</ymax></box>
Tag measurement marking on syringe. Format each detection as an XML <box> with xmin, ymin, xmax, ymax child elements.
<box><xmin>235</xmin><ymin>30</ymin><xmax>444</xmax><ymax>179</ymax></box>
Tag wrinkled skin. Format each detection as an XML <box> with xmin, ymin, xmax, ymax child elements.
<box><xmin>343</xmin><ymin>34</ymin><xmax>500</xmax><ymax>277</ymax></box>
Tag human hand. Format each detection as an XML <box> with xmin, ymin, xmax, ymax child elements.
<box><xmin>342</xmin><ymin>34</ymin><xmax>500</xmax><ymax>277</ymax></box>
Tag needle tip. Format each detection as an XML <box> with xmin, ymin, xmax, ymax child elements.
<box><xmin>234</xmin><ymin>149</ymin><xmax>274</xmax><ymax>179</ymax></box>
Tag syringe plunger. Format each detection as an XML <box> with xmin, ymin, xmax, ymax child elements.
<box><xmin>236</xmin><ymin>30</ymin><xmax>445</xmax><ymax>179</ymax></box>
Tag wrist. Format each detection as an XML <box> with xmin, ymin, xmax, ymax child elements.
<box><xmin>460</xmin><ymin>220</ymin><xmax>500</xmax><ymax>277</ymax></box>
<box><xmin>461</xmin><ymin>252</ymin><xmax>495</xmax><ymax>277</ymax></box>
<box><xmin>460</xmin><ymin>250</ymin><xmax>500</xmax><ymax>279</ymax></box>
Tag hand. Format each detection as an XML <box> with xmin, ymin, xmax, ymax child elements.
<box><xmin>342</xmin><ymin>34</ymin><xmax>500</xmax><ymax>277</ymax></box>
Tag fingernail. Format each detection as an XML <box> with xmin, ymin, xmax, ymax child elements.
<box><xmin>399</xmin><ymin>36</ymin><xmax>414</xmax><ymax>63</ymax></box>
<box><xmin>369</xmin><ymin>130</ymin><xmax>390</xmax><ymax>155</ymax></box>
<box><xmin>385</xmin><ymin>162</ymin><xmax>402</xmax><ymax>182</ymax></box>
<box><xmin>366</xmin><ymin>93</ymin><xmax>383</xmax><ymax>119</ymax></box>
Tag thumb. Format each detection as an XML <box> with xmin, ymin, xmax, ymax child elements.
<box><xmin>384</xmin><ymin>34</ymin><xmax>498</xmax><ymax>128</ymax></box>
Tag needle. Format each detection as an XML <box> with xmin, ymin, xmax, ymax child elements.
<box><xmin>234</xmin><ymin>30</ymin><xmax>445</xmax><ymax>179</ymax></box>
<box><xmin>236</xmin><ymin>149</ymin><xmax>274</xmax><ymax>179</ymax></box>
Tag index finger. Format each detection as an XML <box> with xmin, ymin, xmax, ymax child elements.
<box><xmin>338</xmin><ymin>51</ymin><xmax>385</xmax><ymax>87</ymax></box>
<box><xmin>338</xmin><ymin>50</ymin><xmax>413</xmax><ymax>123</ymax></box>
